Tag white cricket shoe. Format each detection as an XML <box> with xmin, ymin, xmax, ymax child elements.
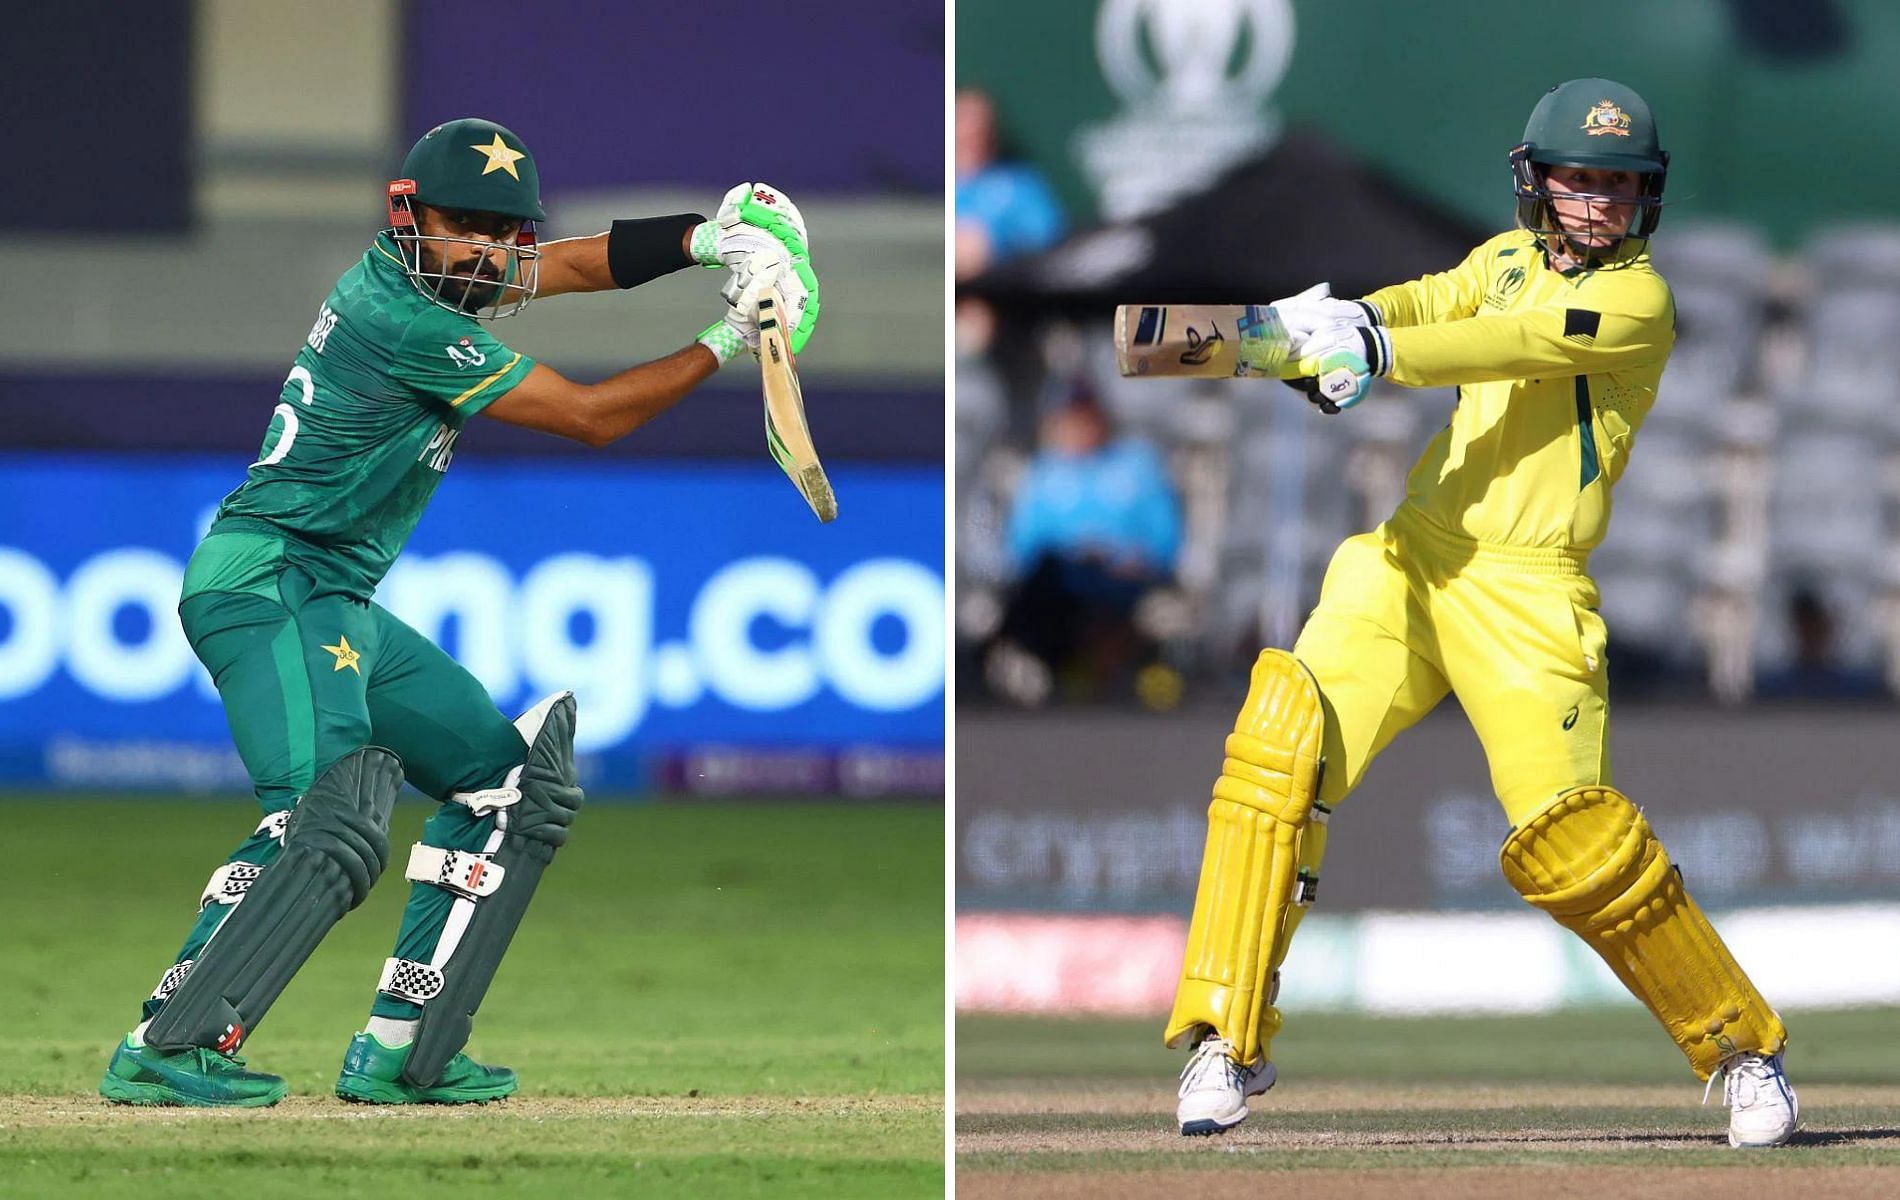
<box><xmin>1711</xmin><ymin>1051</ymin><xmax>1798</xmax><ymax>1148</ymax></box>
<box><xmin>1176</xmin><ymin>1034</ymin><xmax>1275</xmax><ymax>1136</ymax></box>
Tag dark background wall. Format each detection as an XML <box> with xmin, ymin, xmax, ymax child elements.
<box><xmin>2</xmin><ymin>2</ymin><xmax>194</xmax><ymax>232</ymax></box>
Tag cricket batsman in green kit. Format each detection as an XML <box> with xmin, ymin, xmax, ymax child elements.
<box><xmin>97</xmin><ymin>118</ymin><xmax>820</xmax><ymax>1107</ymax></box>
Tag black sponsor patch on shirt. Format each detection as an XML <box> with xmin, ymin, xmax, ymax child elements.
<box><xmin>1564</xmin><ymin>308</ymin><xmax>1602</xmax><ymax>345</ymax></box>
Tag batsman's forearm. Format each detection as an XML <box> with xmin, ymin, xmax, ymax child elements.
<box><xmin>537</xmin><ymin>233</ymin><xmax>618</xmax><ymax>294</ymax></box>
<box><xmin>1383</xmin><ymin>307</ymin><xmax>1672</xmax><ymax>389</ymax></box>
<box><xmin>580</xmin><ymin>345</ymin><xmax>720</xmax><ymax>445</ymax></box>
<box><xmin>539</xmin><ymin>216</ymin><xmax>703</xmax><ymax>296</ymax></box>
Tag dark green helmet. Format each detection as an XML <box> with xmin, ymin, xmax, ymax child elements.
<box><xmin>397</xmin><ymin>117</ymin><xmax>545</xmax><ymax>220</ymax></box>
<box><xmin>1510</xmin><ymin>79</ymin><xmax>1669</xmax><ymax>267</ymax></box>
<box><xmin>385</xmin><ymin>118</ymin><xmax>544</xmax><ymax>319</ymax></box>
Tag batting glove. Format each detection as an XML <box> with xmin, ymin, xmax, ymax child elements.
<box><xmin>697</xmin><ymin>253</ymin><xmax>786</xmax><ymax>365</ymax></box>
<box><xmin>1272</xmin><ymin>282</ymin><xmax>1380</xmax><ymax>344</ymax></box>
<box><xmin>1282</xmin><ymin>322</ymin><xmax>1390</xmax><ymax>413</ymax></box>
<box><xmin>689</xmin><ymin>182</ymin><xmax>820</xmax><ymax>355</ymax></box>
<box><xmin>692</xmin><ymin>182</ymin><xmax>811</xmax><ymax>265</ymax></box>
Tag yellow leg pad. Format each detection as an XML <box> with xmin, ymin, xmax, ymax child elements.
<box><xmin>1499</xmin><ymin>786</ymin><xmax>1787</xmax><ymax>1079</ymax></box>
<box><xmin>1165</xmin><ymin>649</ymin><xmax>1326</xmax><ymax>1066</ymax></box>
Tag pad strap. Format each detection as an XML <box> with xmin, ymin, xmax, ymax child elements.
<box><xmin>447</xmin><ymin>785</ymin><xmax>521</xmax><ymax>815</ymax></box>
<box><xmin>405</xmin><ymin>843</ymin><xmax>505</xmax><ymax>899</ymax></box>
<box><xmin>151</xmin><ymin>959</ymin><xmax>194</xmax><ymax>1002</ymax></box>
<box><xmin>199</xmin><ymin>862</ymin><xmax>265</xmax><ymax>909</ymax></box>
<box><xmin>378</xmin><ymin>957</ymin><xmax>446</xmax><ymax>1004</ymax></box>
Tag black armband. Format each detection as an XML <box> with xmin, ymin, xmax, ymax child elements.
<box><xmin>607</xmin><ymin>214</ymin><xmax>706</xmax><ymax>290</ymax></box>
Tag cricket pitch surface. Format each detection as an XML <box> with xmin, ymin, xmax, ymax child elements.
<box><xmin>958</xmin><ymin>1012</ymin><xmax>1900</xmax><ymax>1199</ymax></box>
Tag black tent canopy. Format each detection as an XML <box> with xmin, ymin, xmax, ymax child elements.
<box><xmin>969</xmin><ymin>129</ymin><xmax>1493</xmax><ymax>316</ymax></box>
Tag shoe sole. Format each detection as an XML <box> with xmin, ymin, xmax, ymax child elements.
<box><xmin>335</xmin><ymin>1076</ymin><xmax>516</xmax><ymax>1106</ymax></box>
<box><xmin>100</xmin><ymin>1076</ymin><xmax>286</xmax><ymax>1108</ymax></box>
<box><xmin>1730</xmin><ymin>1119</ymin><xmax>1798</xmax><ymax>1149</ymax></box>
<box><xmin>1179</xmin><ymin>1106</ymin><xmax>1248</xmax><ymax>1137</ymax></box>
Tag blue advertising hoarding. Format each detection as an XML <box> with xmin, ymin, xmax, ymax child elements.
<box><xmin>0</xmin><ymin>454</ymin><xmax>943</xmax><ymax>792</ymax></box>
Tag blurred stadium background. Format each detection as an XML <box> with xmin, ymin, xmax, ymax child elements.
<box><xmin>956</xmin><ymin>0</ymin><xmax>1900</xmax><ymax>1032</ymax></box>
<box><xmin>0</xmin><ymin>3</ymin><xmax>944</xmax><ymax>1186</ymax></box>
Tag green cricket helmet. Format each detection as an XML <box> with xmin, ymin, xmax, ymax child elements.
<box><xmin>386</xmin><ymin>118</ymin><xmax>545</xmax><ymax>319</ymax></box>
<box><xmin>1510</xmin><ymin>79</ymin><xmax>1669</xmax><ymax>268</ymax></box>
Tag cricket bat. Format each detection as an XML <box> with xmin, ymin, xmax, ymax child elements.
<box><xmin>758</xmin><ymin>287</ymin><xmax>837</xmax><ymax>523</ymax></box>
<box><xmin>1113</xmin><ymin>303</ymin><xmax>1294</xmax><ymax>380</ymax></box>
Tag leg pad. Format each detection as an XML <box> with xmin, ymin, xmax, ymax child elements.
<box><xmin>1500</xmin><ymin>786</ymin><xmax>1787</xmax><ymax>1078</ymax></box>
<box><xmin>1166</xmin><ymin>650</ymin><xmax>1328</xmax><ymax>1066</ymax></box>
<box><xmin>400</xmin><ymin>692</ymin><xmax>585</xmax><ymax>1087</ymax></box>
<box><xmin>143</xmin><ymin>748</ymin><xmax>401</xmax><ymax>1053</ymax></box>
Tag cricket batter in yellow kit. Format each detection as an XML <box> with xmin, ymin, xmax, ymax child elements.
<box><xmin>1168</xmin><ymin>79</ymin><xmax>1798</xmax><ymax>1148</ymax></box>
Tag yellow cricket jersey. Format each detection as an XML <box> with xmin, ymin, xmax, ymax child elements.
<box><xmin>1360</xmin><ymin>229</ymin><xmax>1675</xmax><ymax>554</ymax></box>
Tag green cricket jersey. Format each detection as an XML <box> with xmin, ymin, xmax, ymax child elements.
<box><xmin>188</xmin><ymin>233</ymin><xmax>536</xmax><ymax>601</ymax></box>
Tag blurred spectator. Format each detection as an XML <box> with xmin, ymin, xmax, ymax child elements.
<box><xmin>956</xmin><ymin>87</ymin><xmax>1066</xmax><ymax>280</ymax></box>
<box><xmin>1755</xmin><ymin>584</ymin><xmax>1887</xmax><ymax>700</ymax></box>
<box><xmin>984</xmin><ymin>383</ymin><xmax>1181</xmax><ymax>704</ymax></box>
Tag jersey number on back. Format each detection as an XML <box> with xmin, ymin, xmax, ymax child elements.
<box><xmin>252</xmin><ymin>366</ymin><xmax>315</xmax><ymax>468</ymax></box>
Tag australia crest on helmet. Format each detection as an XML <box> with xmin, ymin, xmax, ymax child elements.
<box><xmin>1581</xmin><ymin>99</ymin><xmax>1632</xmax><ymax>138</ymax></box>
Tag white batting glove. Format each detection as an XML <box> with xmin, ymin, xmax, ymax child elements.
<box><xmin>1272</xmin><ymin>282</ymin><xmax>1380</xmax><ymax>343</ymax></box>
<box><xmin>689</xmin><ymin>182</ymin><xmax>820</xmax><ymax>355</ymax></box>
<box><xmin>1282</xmin><ymin>319</ymin><xmax>1392</xmax><ymax>413</ymax></box>
<box><xmin>720</xmin><ymin>248</ymin><xmax>814</xmax><ymax>359</ymax></box>
<box><xmin>1292</xmin><ymin>319</ymin><xmax>1389</xmax><ymax>366</ymax></box>
<box><xmin>697</xmin><ymin>253</ymin><xmax>786</xmax><ymax>365</ymax></box>
<box><xmin>690</xmin><ymin>182</ymin><xmax>811</xmax><ymax>269</ymax></box>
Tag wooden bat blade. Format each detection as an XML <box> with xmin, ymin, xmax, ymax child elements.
<box><xmin>758</xmin><ymin>288</ymin><xmax>838</xmax><ymax>523</ymax></box>
<box><xmin>1113</xmin><ymin>303</ymin><xmax>1292</xmax><ymax>379</ymax></box>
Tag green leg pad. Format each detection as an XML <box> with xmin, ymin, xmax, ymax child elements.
<box><xmin>402</xmin><ymin>694</ymin><xmax>583</xmax><ymax>1088</ymax></box>
<box><xmin>144</xmin><ymin>747</ymin><xmax>402</xmax><ymax>1053</ymax></box>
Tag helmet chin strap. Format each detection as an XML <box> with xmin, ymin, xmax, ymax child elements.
<box><xmin>1548</xmin><ymin>229</ymin><xmax>1607</xmax><ymax>270</ymax></box>
<box><xmin>1543</xmin><ymin>207</ymin><xmax>1630</xmax><ymax>270</ymax></box>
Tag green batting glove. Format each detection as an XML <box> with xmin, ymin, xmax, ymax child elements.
<box><xmin>690</xmin><ymin>182</ymin><xmax>819</xmax><ymax>354</ymax></box>
<box><xmin>784</xmin><ymin>256</ymin><xmax>820</xmax><ymax>356</ymax></box>
<box><xmin>690</xmin><ymin>182</ymin><xmax>811</xmax><ymax>267</ymax></box>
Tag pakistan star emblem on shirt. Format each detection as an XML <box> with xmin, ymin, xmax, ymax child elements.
<box><xmin>321</xmin><ymin>635</ymin><xmax>362</xmax><ymax>674</ymax></box>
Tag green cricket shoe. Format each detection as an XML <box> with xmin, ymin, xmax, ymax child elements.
<box><xmin>98</xmin><ymin>1035</ymin><xmax>288</xmax><ymax>1107</ymax></box>
<box><xmin>334</xmin><ymin>1032</ymin><xmax>517</xmax><ymax>1105</ymax></box>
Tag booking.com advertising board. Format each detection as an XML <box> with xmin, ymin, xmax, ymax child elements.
<box><xmin>0</xmin><ymin>454</ymin><xmax>944</xmax><ymax>795</ymax></box>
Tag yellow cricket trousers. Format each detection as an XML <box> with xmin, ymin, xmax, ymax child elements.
<box><xmin>1292</xmin><ymin>506</ymin><xmax>1611</xmax><ymax>826</ymax></box>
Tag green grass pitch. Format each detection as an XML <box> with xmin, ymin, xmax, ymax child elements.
<box><xmin>0</xmin><ymin>794</ymin><xmax>944</xmax><ymax>1198</ymax></box>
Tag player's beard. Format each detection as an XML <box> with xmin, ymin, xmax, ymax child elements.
<box><xmin>440</xmin><ymin>257</ymin><xmax>507</xmax><ymax>313</ymax></box>
<box><xmin>415</xmin><ymin>244</ymin><xmax>507</xmax><ymax>313</ymax></box>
